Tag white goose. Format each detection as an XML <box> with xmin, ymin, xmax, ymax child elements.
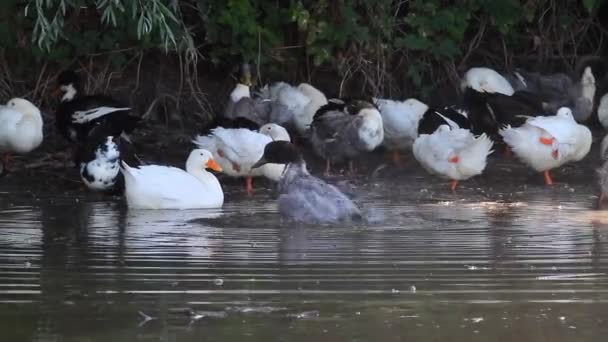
<box><xmin>121</xmin><ymin>149</ymin><xmax>223</xmax><ymax>209</ymax></box>
<box><xmin>0</xmin><ymin>98</ymin><xmax>44</xmax><ymax>172</ymax></box>
<box><xmin>499</xmin><ymin>107</ymin><xmax>592</xmax><ymax>185</ymax></box>
<box><xmin>461</xmin><ymin>67</ymin><xmax>515</xmax><ymax>95</ymax></box>
<box><xmin>192</xmin><ymin>123</ymin><xmax>291</xmax><ymax>195</ymax></box>
<box><xmin>413</xmin><ymin>125</ymin><xmax>494</xmax><ymax>191</ymax></box>
<box><xmin>374</xmin><ymin>97</ymin><xmax>429</xmax><ymax>164</ymax></box>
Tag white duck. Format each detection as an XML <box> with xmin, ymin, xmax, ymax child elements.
<box><xmin>0</xmin><ymin>98</ymin><xmax>44</xmax><ymax>172</ymax></box>
<box><xmin>499</xmin><ymin>107</ymin><xmax>592</xmax><ymax>185</ymax></box>
<box><xmin>121</xmin><ymin>149</ymin><xmax>224</xmax><ymax>209</ymax></box>
<box><xmin>597</xmin><ymin>93</ymin><xmax>608</xmax><ymax>129</ymax></box>
<box><xmin>192</xmin><ymin>123</ymin><xmax>291</xmax><ymax>195</ymax></box>
<box><xmin>374</xmin><ymin>97</ymin><xmax>429</xmax><ymax>164</ymax></box>
<box><xmin>413</xmin><ymin>125</ymin><xmax>494</xmax><ymax>191</ymax></box>
<box><xmin>461</xmin><ymin>67</ymin><xmax>515</xmax><ymax>95</ymax></box>
<box><xmin>260</xmin><ymin>82</ymin><xmax>328</xmax><ymax>135</ymax></box>
<box><xmin>292</xmin><ymin>83</ymin><xmax>328</xmax><ymax>135</ymax></box>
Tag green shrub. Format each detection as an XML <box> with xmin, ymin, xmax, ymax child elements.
<box><xmin>0</xmin><ymin>0</ymin><xmax>606</xmax><ymax>106</ymax></box>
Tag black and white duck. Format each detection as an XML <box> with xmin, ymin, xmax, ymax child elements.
<box><xmin>503</xmin><ymin>67</ymin><xmax>596</xmax><ymax>122</ymax></box>
<box><xmin>54</xmin><ymin>70</ymin><xmax>141</xmax><ymax>145</ymax></box>
<box><xmin>462</xmin><ymin>87</ymin><xmax>548</xmax><ymax>137</ymax></box>
<box><xmin>76</xmin><ymin>121</ymin><xmax>141</xmax><ymax>193</ymax></box>
<box><xmin>417</xmin><ymin>105</ymin><xmax>471</xmax><ymax>135</ymax></box>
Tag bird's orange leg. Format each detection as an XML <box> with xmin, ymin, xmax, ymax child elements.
<box><xmin>543</xmin><ymin>170</ymin><xmax>554</xmax><ymax>185</ymax></box>
<box><xmin>392</xmin><ymin>150</ymin><xmax>401</xmax><ymax>166</ymax></box>
<box><xmin>245</xmin><ymin>177</ymin><xmax>253</xmax><ymax>196</ymax></box>
<box><xmin>450</xmin><ymin>180</ymin><xmax>459</xmax><ymax>191</ymax></box>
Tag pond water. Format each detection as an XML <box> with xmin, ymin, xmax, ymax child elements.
<box><xmin>1</xmin><ymin>152</ymin><xmax>608</xmax><ymax>342</ymax></box>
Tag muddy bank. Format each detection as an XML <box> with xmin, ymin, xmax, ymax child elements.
<box><xmin>1</xmin><ymin>120</ymin><xmax>605</xmax><ymax>211</ymax></box>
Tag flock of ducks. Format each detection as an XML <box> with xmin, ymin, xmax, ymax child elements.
<box><xmin>1</xmin><ymin>62</ymin><xmax>608</xmax><ymax>224</ymax></box>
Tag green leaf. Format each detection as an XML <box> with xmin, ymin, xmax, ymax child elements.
<box><xmin>583</xmin><ymin>0</ymin><xmax>596</xmax><ymax>12</ymax></box>
<box><xmin>395</xmin><ymin>35</ymin><xmax>432</xmax><ymax>50</ymax></box>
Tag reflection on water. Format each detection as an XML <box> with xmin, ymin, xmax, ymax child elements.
<box><xmin>1</xmin><ymin>174</ymin><xmax>608</xmax><ymax>342</ymax></box>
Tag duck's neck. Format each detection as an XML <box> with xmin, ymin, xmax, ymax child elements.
<box><xmin>581</xmin><ymin>81</ymin><xmax>596</xmax><ymax>102</ymax></box>
<box><xmin>230</xmin><ymin>84</ymin><xmax>251</xmax><ymax>103</ymax></box>
<box><xmin>61</xmin><ymin>83</ymin><xmax>79</xmax><ymax>102</ymax></box>
<box><xmin>279</xmin><ymin>160</ymin><xmax>309</xmax><ymax>189</ymax></box>
<box><xmin>187</xmin><ymin>167</ymin><xmax>223</xmax><ymax>195</ymax></box>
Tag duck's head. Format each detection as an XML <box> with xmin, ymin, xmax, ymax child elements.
<box><xmin>94</xmin><ymin>136</ymin><xmax>120</xmax><ymax>163</ymax></box>
<box><xmin>556</xmin><ymin>107</ymin><xmax>574</xmax><ymax>120</ymax></box>
<box><xmin>350</xmin><ymin>99</ymin><xmax>375</xmax><ymax>113</ymax></box>
<box><xmin>581</xmin><ymin>66</ymin><xmax>595</xmax><ymax>86</ymax></box>
<box><xmin>6</xmin><ymin>98</ymin><xmax>41</xmax><ymax>117</ymax></box>
<box><xmin>187</xmin><ymin>149</ymin><xmax>222</xmax><ymax>173</ymax></box>
<box><xmin>239</xmin><ymin>63</ymin><xmax>252</xmax><ymax>87</ymax></box>
<box><xmin>252</xmin><ymin>141</ymin><xmax>302</xmax><ymax>169</ymax></box>
<box><xmin>259</xmin><ymin>123</ymin><xmax>291</xmax><ymax>142</ymax></box>
<box><xmin>405</xmin><ymin>98</ymin><xmax>430</xmax><ymax>114</ymax></box>
<box><xmin>54</xmin><ymin>70</ymin><xmax>81</xmax><ymax>102</ymax></box>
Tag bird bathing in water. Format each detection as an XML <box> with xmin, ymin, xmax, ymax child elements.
<box><xmin>252</xmin><ymin>141</ymin><xmax>361</xmax><ymax>224</ymax></box>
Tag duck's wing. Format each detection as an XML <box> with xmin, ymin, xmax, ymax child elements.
<box><xmin>0</xmin><ymin>107</ymin><xmax>23</xmax><ymax>146</ymax></box>
<box><xmin>311</xmin><ymin>110</ymin><xmax>352</xmax><ymax>141</ymax></box>
<box><xmin>463</xmin><ymin>67</ymin><xmax>514</xmax><ymax>95</ymax></box>
<box><xmin>0</xmin><ymin>106</ymin><xmax>23</xmax><ymax>128</ymax></box>
<box><xmin>526</xmin><ymin>115</ymin><xmax>574</xmax><ymax>142</ymax></box>
<box><xmin>484</xmin><ymin>91</ymin><xmax>546</xmax><ymax>126</ymax></box>
<box><xmin>413</xmin><ymin>132</ymin><xmax>452</xmax><ymax>176</ymax></box>
<box><xmin>68</xmin><ymin>95</ymin><xmax>131</xmax><ymax>124</ymax></box>
<box><xmin>125</xmin><ymin>164</ymin><xmax>204</xmax><ymax>201</ymax></box>
<box><xmin>280</xmin><ymin>174</ymin><xmax>359</xmax><ymax>223</ymax></box>
<box><xmin>519</xmin><ymin>70</ymin><xmax>573</xmax><ymax>100</ymax></box>
<box><xmin>268</xmin><ymin>102</ymin><xmax>295</xmax><ymax>127</ymax></box>
<box><xmin>376</xmin><ymin>98</ymin><xmax>427</xmax><ymax>138</ymax></box>
<box><xmin>212</xmin><ymin>128</ymin><xmax>270</xmax><ymax>167</ymax></box>
<box><xmin>277</xmin><ymin>86</ymin><xmax>311</xmax><ymax>115</ymax></box>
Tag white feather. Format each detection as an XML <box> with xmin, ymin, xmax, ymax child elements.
<box><xmin>374</xmin><ymin>97</ymin><xmax>428</xmax><ymax>150</ymax></box>
<box><xmin>413</xmin><ymin>125</ymin><xmax>493</xmax><ymax>181</ymax></box>
<box><xmin>598</xmin><ymin>93</ymin><xmax>608</xmax><ymax>129</ymax></box>
<box><xmin>192</xmin><ymin>124</ymin><xmax>291</xmax><ymax>181</ymax></box>
<box><xmin>461</xmin><ymin>67</ymin><xmax>515</xmax><ymax>95</ymax></box>
<box><xmin>294</xmin><ymin>83</ymin><xmax>328</xmax><ymax>134</ymax></box>
<box><xmin>499</xmin><ymin>108</ymin><xmax>591</xmax><ymax>172</ymax></box>
<box><xmin>72</xmin><ymin>106</ymin><xmax>130</xmax><ymax>124</ymax></box>
<box><xmin>0</xmin><ymin>98</ymin><xmax>43</xmax><ymax>155</ymax></box>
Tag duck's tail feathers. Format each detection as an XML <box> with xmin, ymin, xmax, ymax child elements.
<box><xmin>457</xmin><ymin>133</ymin><xmax>494</xmax><ymax>176</ymax></box>
<box><xmin>192</xmin><ymin>134</ymin><xmax>215</xmax><ymax>150</ymax></box>
<box><xmin>120</xmin><ymin>160</ymin><xmax>136</xmax><ymax>184</ymax></box>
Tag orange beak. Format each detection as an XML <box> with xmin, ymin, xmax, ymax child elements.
<box><xmin>448</xmin><ymin>156</ymin><xmax>460</xmax><ymax>163</ymax></box>
<box><xmin>206</xmin><ymin>158</ymin><xmax>222</xmax><ymax>172</ymax></box>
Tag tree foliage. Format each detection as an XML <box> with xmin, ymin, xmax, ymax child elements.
<box><xmin>1</xmin><ymin>0</ymin><xmax>607</xmax><ymax>104</ymax></box>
